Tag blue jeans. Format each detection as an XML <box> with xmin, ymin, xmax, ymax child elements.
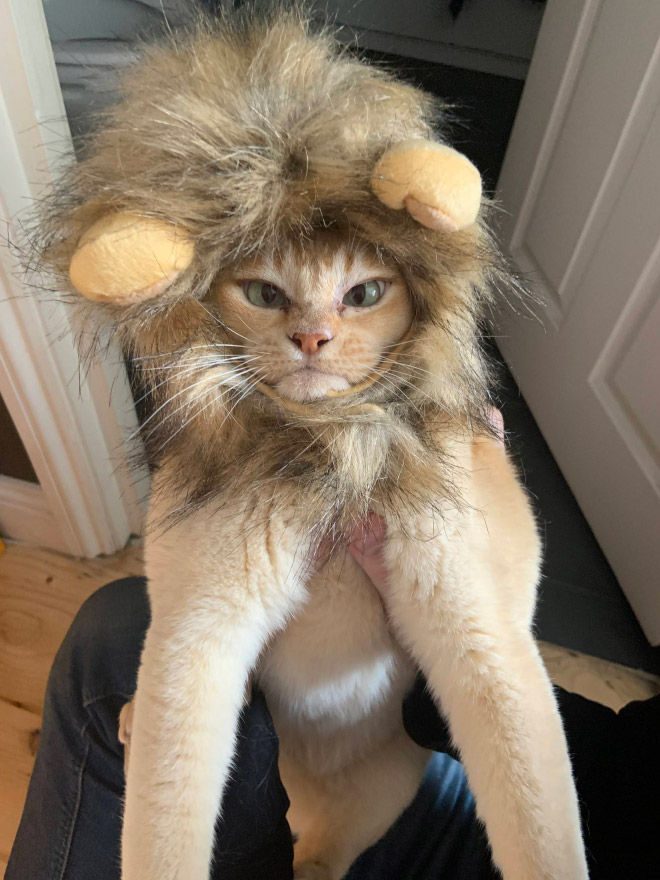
<box><xmin>6</xmin><ymin>577</ymin><xmax>497</xmax><ymax>879</ymax></box>
<box><xmin>7</xmin><ymin>577</ymin><xmax>659</xmax><ymax>879</ymax></box>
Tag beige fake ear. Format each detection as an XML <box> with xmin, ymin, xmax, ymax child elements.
<box><xmin>371</xmin><ymin>139</ymin><xmax>482</xmax><ymax>232</ymax></box>
<box><xmin>69</xmin><ymin>213</ymin><xmax>194</xmax><ymax>303</ymax></box>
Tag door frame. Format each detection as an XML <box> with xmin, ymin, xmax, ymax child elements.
<box><xmin>0</xmin><ymin>0</ymin><xmax>147</xmax><ymax>557</ymax></box>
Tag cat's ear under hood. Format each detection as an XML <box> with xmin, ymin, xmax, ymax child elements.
<box><xmin>67</xmin><ymin>138</ymin><xmax>481</xmax><ymax>305</ymax></box>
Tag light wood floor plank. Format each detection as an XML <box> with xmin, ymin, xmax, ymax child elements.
<box><xmin>539</xmin><ymin>640</ymin><xmax>660</xmax><ymax>712</ymax></box>
<box><xmin>0</xmin><ymin>542</ymin><xmax>143</xmax><ymax>714</ymax></box>
<box><xmin>0</xmin><ymin>699</ymin><xmax>41</xmax><ymax>874</ymax></box>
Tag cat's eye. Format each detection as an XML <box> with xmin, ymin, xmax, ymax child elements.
<box><xmin>245</xmin><ymin>281</ymin><xmax>287</xmax><ymax>308</ymax></box>
<box><xmin>342</xmin><ymin>280</ymin><xmax>385</xmax><ymax>308</ymax></box>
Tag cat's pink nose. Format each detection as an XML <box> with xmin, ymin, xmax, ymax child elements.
<box><xmin>290</xmin><ymin>332</ymin><xmax>332</xmax><ymax>355</ymax></box>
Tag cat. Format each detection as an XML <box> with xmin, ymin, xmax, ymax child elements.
<box><xmin>34</xmin><ymin>9</ymin><xmax>589</xmax><ymax>880</ymax></box>
<box><xmin>122</xmin><ymin>233</ymin><xmax>429</xmax><ymax>879</ymax></box>
<box><xmin>117</xmin><ymin>229</ymin><xmax>586</xmax><ymax>880</ymax></box>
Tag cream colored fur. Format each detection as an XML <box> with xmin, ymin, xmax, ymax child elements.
<box><xmin>121</xmin><ymin>430</ymin><xmax>588</xmax><ymax>880</ymax></box>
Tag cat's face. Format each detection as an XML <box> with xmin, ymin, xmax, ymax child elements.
<box><xmin>213</xmin><ymin>233</ymin><xmax>412</xmax><ymax>403</ymax></box>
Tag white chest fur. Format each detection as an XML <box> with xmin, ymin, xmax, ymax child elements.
<box><xmin>258</xmin><ymin>551</ymin><xmax>416</xmax><ymax>775</ymax></box>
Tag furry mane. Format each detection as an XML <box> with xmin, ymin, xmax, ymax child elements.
<box><xmin>29</xmin><ymin>5</ymin><xmax>515</xmax><ymax>535</ymax></box>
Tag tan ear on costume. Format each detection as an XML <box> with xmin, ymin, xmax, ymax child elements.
<box><xmin>371</xmin><ymin>139</ymin><xmax>482</xmax><ymax>232</ymax></box>
<box><xmin>69</xmin><ymin>213</ymin><xmax>194</xmax><ymax>303</ymax></box>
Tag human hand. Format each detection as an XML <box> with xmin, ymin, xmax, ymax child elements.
<box><xmin>347</xmin><ymin>513</ymin><xmax>389</xmax><ymax>597</ymax></box>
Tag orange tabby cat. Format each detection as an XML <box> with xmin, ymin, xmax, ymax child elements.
<box><xmin>116</xmin><ymin>232</ymin><xmax>587</xmax><ymax>879</ymax></box>
<box><xmin>213</xmin><ymin>233</ymin><xmax>412</xmax><ymax>402</ymax></box>
<box><xmin>35</xmin><ymin>12</ymin><xmax>588</xmax><ymax>880</ymax></box>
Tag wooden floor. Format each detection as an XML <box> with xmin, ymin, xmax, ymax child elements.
<box><xmin>1</xmin><ymin>540</ymin><xmax>659</xmax><ymax>877</ymax></box>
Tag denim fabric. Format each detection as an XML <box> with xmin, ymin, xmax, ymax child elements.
<box><xmin>6</xmin><ymin>576</ymin><xmax>496</xmax><ymax>880</ymax></box>
<box><xmin>9</xmin><ymin>576</ymin><xmax>659</xmax><ymax>879</ymax></box>
<box><xmin>6</xmin><ymin>576</ymin><xmax>498</xmax><ymax>879</ymax></box>
<box><xmin>6</xmin><ymin>578</ymin><xmax>293</xmax><ymax>880</ymax></box>
<box><xmin>6</xmin><ymin>579</ymin><xmax>147</xmax><ymax>880</ymax></box>
<box><xmin>345</xmin><ymin>754</ymin><xmax>496</xmax><ymax>880</ymax></box>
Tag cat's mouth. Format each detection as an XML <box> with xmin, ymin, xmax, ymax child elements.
<box><xmin>275</xmin><ymin>366</ymin><xmax>351</xmax><ymax>403</ymax></box>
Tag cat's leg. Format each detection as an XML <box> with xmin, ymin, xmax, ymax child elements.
<box><xmin>383</xmin><ymin>439</ymin><xmax>589</xmax><ymax>880</ymax></box>
<box><xmin>281</xmin><ymin>732</ymin><xmax>429</xmax><ymax>880</ymax></box>
<box><xmin>120</xmin><ymin>489</ymin><xmax>308</xmax><ymax>880</ymax></box>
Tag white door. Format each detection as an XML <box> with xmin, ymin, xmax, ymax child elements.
<box><xmin>496</xmin><ymin>0</ymin><xmax>660</xmax><ymax>643</ymax></box>
<box><xmin>0</xmin><ymin>0</ymin><xmax>147</xmax><ymax>556</ymax></box>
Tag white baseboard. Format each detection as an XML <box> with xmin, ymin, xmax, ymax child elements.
<box><xmin>0</xmin><ymin>475</ymin><xmax>67</xmax><ymax>553</ymax></box>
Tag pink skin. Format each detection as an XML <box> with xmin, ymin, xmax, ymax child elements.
<box><xmin>290</xmin><ymin>331</ymin><xmax>332</xmax><ymax>355</ymax></box>
<box><xmin>347</xmin><ymin>407</ymin><xmax>505</xmax><ymax>598</ymax></box>
<box><xmin>347</xmin><ymin>515</ymin><xmax>389</xmax><ymax>593</ymax></box>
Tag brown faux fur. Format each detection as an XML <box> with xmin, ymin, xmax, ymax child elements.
<box><xmin>31</xmin><ymin>5</ymin><xmax>512</xmax><ymax>539</ymax></box>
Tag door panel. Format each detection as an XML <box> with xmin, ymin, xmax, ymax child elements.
<box><xmin>524</xmin><ymin>0</ymin><xmax>660</xmax><ymax>303</ymax></box>
<box><xmin>496</xmin><ymin>0</ymin><xmax>660</xmax><ymax>642</ymax></box>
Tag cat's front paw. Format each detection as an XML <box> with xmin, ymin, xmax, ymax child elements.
<box><xmin>294</xmin><ymin>859</ymin><xmax>332</xmax><ymax>880</ymax></box>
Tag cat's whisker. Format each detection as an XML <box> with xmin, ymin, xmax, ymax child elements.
<box><xmin>380</xmin><ymin>335</ymin><xmax>422</xmax><ymax>352</ymax></box>
<box><xmin>229</xmin><ymin>308</ymin><xmax>263</xmax><ymax>345</ymax></box>
<box><xmin>136</xmin><ymin>357</ymin><xmax>260</xmax><ymax>409</ymax></box>
<box><xmin>226</xmin><ymin>365</ymin><xmax>269</xmax><ymax>410</ymax></box>
<box><xmin>134</xmin><ymin>362</ymin><xmax>204</xmax><ymax>405</ymax></box>
<box><xmin>131</xmin><ymin>342</ymin><xmax>249</xmax><ymax>362</ymax></box>
<box><xmin>388</xmin><ymin>373</ymin><xmax>463</xmax><ymax>424</ymax></box>
<box><xmin>347</xmin><ymin>356</ymin><xmax>420</xmax><ymax>407</ymax></box>
<box><xmin>153</xmin><ymin>392</ymin><xmax>224</xmax><ymax>456</ymax></box>
<box><xmin>155</xmin><ymin>367</ymin><xmax>264</xmax><ymax>455</ymax></box>
<box><xmin>387</xmin><ymin>367</ymin><xmax>455</xmax><ymax>399</ymax></box>
<box><xmin>378</xmin><ymin>357</ymin><xmax>438</xmax><ymax>381</ymax></box>
<box><xmin>358</xmin><ymin>353</ymin><xmax>435</xmax><ymax>390</ymax></box>
<box><xmin>134</xmin><ymin>365</ymin><xmax>257</xmax><ymax>442</ymax></box>
<box><xmin>217</xmin><ymin>374</ymin><xmax>267</xmax><ymax>431</ymax></box>
<box><xmin>198</xmin><ymin>302</ymin><xmax>259</xmax><ymax>346</ymax></box>
<box><xmin>368</xmin><ymin>369</ymin><xmax>425</xmax><ymax>420</ymax></box>
<box><xmin>142</xmin><ymin>367</ymin><xmax>258</xmax><ymax>447</ymax></box>
<box><xmin>130</xmin><ymin>375</ymin><xmax>218</xmax><ymax>439</ymax></box>
<box><xmin>139</xmin><ymin>355</ymin><xmax>259</xmax><ymax>372</ymax></box>
<box><xmin>350</xmin><ymin>358</ymin><xmax>429</xmax><ymax>391</ymax></box>
<box><xmin>374</xmin><ymin>364</ymin><xmax>430</xmax><ymax>388</ymax></box>
<box><xmin>349</xmin><ymin>357</ymin><xmax>465</xmax><ymax>428</ymax></box>
<box><xmin>228</xmin><ymin>377</ymin><xmax>263</xmax><ymax>414</ymax></box>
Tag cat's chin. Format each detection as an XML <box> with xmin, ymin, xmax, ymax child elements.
<box><xmin>276</xmin><ymin>369</ymin><xmax>351</xmax><ymax>402</ymax></box>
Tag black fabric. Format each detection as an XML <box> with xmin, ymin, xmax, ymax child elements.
<box><xmin>555</xmin><ymin>690</ymin><xmax>660</xmax><ymax>879</ymax></box>
<box><xmin>402</xmin><ymin>672</ymin><xmax>460</xmax><ymax>760</ymax></box>
<box><xmin>212</xmin><ymin>689</ymin><xmax>294</xmax><ymax>878</ymax></box>
<box><xmin>402</xmin><ymin>677</ymin><xmax>660</xmax><ymax>880</ymax></box>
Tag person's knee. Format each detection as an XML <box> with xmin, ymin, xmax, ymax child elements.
<box><xmin>47</xmin><ymin>576</ymin><xmax>150</xmax><ymax>714</ymax></box>
<box><xmin>68</xmin><ymin>576</ymin><xmax>149</xmax><ymax>653</ymax></box>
